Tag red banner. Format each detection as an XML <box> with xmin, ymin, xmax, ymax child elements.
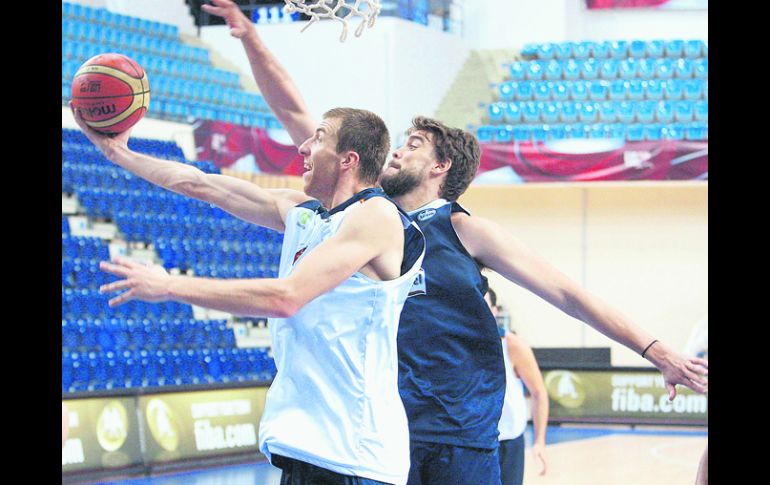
<box><xmin>478</xmin><ymin>139</ymin><xmax>707</xmax><ymax>182</ymax></box>
<box><xmin>586</xmin><ymin>0</ymin><xmax>707</xmax><ymax>9</ymax></box>
<box><xmin>193</xmin><ymin>120</ymin><xmax>304</xmax><ymax>175</ymax></box>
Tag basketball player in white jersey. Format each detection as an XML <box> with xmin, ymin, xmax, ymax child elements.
<box><xmin>485</xmin><ymin>288</ymin><xmax>548</xmax><ymax>485</ymax></box>
<box><xmin>71</xmin><ymin>102</ymin><xmax>425</xmax><ymax>484</ymax></box>
<box><xmin>200</xmin><ymin>2</ymin><xmax>708</xmax><ymax>483</ymax></box>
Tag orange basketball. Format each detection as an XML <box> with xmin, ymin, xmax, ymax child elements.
<box><xmin>71</xmin><ymin>53</ymin><xmax>150</xmax><ymax>135</ymax></box>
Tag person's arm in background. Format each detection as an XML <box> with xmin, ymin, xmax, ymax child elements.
<box><xmin>453</xmin><ymin>213</ymin><xmax>708</xmax><ymax>399</ymax></box>
<box><xmin>506</xmin><ymin>333</ymin><xmax>549</xmax><ymax>476</ymax></box>
<box><xmin>70</xmin><ymin>105</ymin><xmax>310</xmax><ymax>232</ymax></box>
<box><xmin>202</xmin><ymin>0</ymin><xmax>317</xmax><ymax>146</ymax></box>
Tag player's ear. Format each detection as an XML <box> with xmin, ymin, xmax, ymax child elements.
<box><xmin>341</xmin><ymin>150</ymin><xmax>360</xmax><ymax>172</ymax></box>
<box><xmin>433</xmin><ymin>158</ymin><xmax>452</xmax><ymax>175</ymax></box>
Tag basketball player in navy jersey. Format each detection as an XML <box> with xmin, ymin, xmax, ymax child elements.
<box><xmin>71</xmin><ymin>103</ymin><xmax>425</xmax><ymax>484</ymax></box>
<box><xmin>201</xmin><ymin>2</ymin><xmax>708</xmax><ymax>484</ymax></box>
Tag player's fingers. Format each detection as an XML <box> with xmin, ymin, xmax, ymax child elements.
<box><xmin>667</xmin><ymin>382</ymin><xmax>677</xmax><ymax>401</ymax></box>
<box><xmin>109</xmin><ymin>289</ymin><xmax>135</xmax><ymax>307</ymax></box>
<box><xmin>686</xmin><ymin>360</ymin><xmax>708</xmax><ymax>376</ymax></box>
<box><xmin>99</xmin><ymin>261</ymin><xmax>131</xmax><ymax>278</ymax></box>
<box><xmin>112</xmin><ymin>256</ymin><xmax>143</xmax><ymax>268</ymax></box>
<box><xmin>200</xmin><ymin>4</ymin><xmax>225</xmax><ymax>16</ymax></box>
<box><xmin>99</xmin><ymin>279</ymin><xmax>133</xmax><ymax>294</ymax></box>
<box><xmin>692</xmin><ymin>357</ymin><xmax>708</xmax><ymax>369</ymax></box>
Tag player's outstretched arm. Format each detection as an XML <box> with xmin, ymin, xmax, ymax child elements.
<box><xmin>201</xmin><ymin>0</ymin><xmax>317</xmax><ymax>147</ymax></box>
<box><xmin>506</xmin><ymin>334</ymin><xmax>549</xmax><ymax>476</ymax></box>
<box><xmin>99</xmin><ymin>198</ymin><xmax>404</xmax><ymax>317</ymax></box>
<box><xmin>453</xmin><ymin>213</ymin><xmax>708</xmax><ymax>399</ymax></box>
<box><xmin>70</xmin><ymin>103</ymin><xmax>310</xmax><ymax>231</ymax></box>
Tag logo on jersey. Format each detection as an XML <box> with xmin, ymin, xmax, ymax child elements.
<box><xmin>408</xmin><ymin>268</ymin><xmax>427</xmax><ymax>297</ymax></box>
<box><xmin>416</xmin><ymin>209</ymin><xmax>436</xmax><ymax>222</ymax></box>
<box><xmin>293</xmin><ymin>246</ymin><xmax>307</xmax><ymax>265</ymax></box>
<box><xmin>297</xmin><ymin>211</ymin><xmax>312</xmax><ymax>228</ymax></box>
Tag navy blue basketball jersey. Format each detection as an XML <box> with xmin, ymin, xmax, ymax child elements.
<box><xmin>398</xmin><ymin>199</ymin><xmax>505</xmax><ymax>450</ymax></box>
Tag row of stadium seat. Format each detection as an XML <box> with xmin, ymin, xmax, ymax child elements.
<box><xmin>62</xmin><ymin>20</ymin><xmax>207</xmax><ymax>64</ymax></box>
<box><xmin>487</xmin><ymin>100</ymin><xmax>708</xmax><ymax>125</ymax></box>
<box><xmin>62</xmin><ymin>318</ymin><xmax>234</xmax><ymax>353</ymax></box>
<box><xmin>520</xmin><ymin>39</ymin><xmax>707</xmax><ymax>61</ymax></box>
<box><xmin>62</xmin><ymin>42</ymin><xmax>239</xmax><ymax>88</ymax></box>
<box><xmin>476</xmin><ymin>122</ymin><xmax>707</xmax><ymax>143</ymax></box>
<box><xmin>61</xmin><ymin>235</ymin><xmax>110</xmax><ymax>261</ymax></box>
<box><xmin>62</xmin><ymin>347</ymin><xmax>275</xmax><ymax>392</ymax></box>
<box><xmin>496</xmin><ymin>79</ymin><xmax>707</xmax><ymax>103</ymax></box>
<box><xmin>151</xmin><ymin>97</ymin><xmax>282</xmax><ymax>128</ymax></box>
<box><xmin>63</xmin><ymin>288</ymin><xmax>194</xmax><ymax>320</ymax></box>
<box><xmin>63</xmin><ymin>129</ymin><xmax>187</xmax><ymax>160</ymax></box>
<box><xmin>506</xmin><ymin>57</ymin><xmax>707</xmax><ymax>82</ymax></box>
<box><xmin>62</xmin><ymin>2</ymin><xmax>179</xmax><ymax>41</ymax></box>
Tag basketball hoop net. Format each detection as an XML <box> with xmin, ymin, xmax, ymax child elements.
<box><xmin>283</xmin><ymin>0</ymin><xmax>382</xmax><ymax>42</ymax></box>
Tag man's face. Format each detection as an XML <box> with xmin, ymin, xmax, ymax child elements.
<box><xmin>379</xmin><ymin>130</ymin><xmax>436</xmax><ymax>198</ymax></box>
<box><xmin>298</xmin><ymin>117</ymin><xmax>343</xmax><ymax>200</ymax></box>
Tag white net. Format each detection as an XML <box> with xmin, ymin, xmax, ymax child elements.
<box><xmin>283</xmin><ymin>0</ymin><xmax>382</xmax><ymax>42</ymax></box>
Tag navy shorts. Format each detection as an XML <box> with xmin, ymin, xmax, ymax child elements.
<box><xmin>272</xmin><ymin>454</ymin><xmax>394</xmax><ymax>485</ymax></box>
<box><xmin>406</xmin><ymin>441</ymin><xmax>501</xmax><ymax>485</ymax></box>
<box><xmin>498</xmin><ymin>435</ymin><xmax>525</xmax><ymax>485</ymax></box>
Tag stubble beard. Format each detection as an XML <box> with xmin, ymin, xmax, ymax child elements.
<box><xmin>379</xmin><ymin>170</ymin><xmax>422</xmax><ymax>199</ymax></box>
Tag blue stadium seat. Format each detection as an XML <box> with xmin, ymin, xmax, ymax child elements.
<box><xmin>560</xmin><ymin>102</ymin><xmax>578</xmax><ymax>123</ymax></box>
<box><xmin>494</xmin><ymin>126</ymin><xmax>512</xmax><ymax>143</ymax></box>
<box><xmin>665</xmin><ymin>40</ymin><xmax>684</xmax><ymax>58</ymax></box>
<box><xmin>515</xmin><ymin>81</ymin><xmax>534</xmax><ymax>101</ymax></box>
<box><xmin>592</xmin><ymin>41</ymin><xmax>611</xmax><ymax>59</ymax></box>
<box><xmin>684</xmin><ymin>40</ymin><xmax>705</xmax><ymax>58</ymax></box>
<box><xmin>599</xmin><ymin>59</ymin><xmax>619</xmax><ymax>79</ymax></box>
<box><xmin>655</xmin><ymin>58</ymin><xmax>675</xmax><ymax>79</ymax></box>
<box><xmin>521</xmin><ymin>43</ymin><xmax>538</xmax><ymax>59</ymax></box>
<box><xmin>617</xmin><ymin>102</ymin><xmax>636</xmax><ymax>124</ymax></box>
<box><xmin>573</xmin><ymin>41</ymin><xmax>591</xmax><ymax>59</ymax></box>
<box><xmin>536</xmin><ymin>43</ymin><xmax>556</xmax><ymax>60</ymax></box>
<box><xmin>551</xmin><ymin>82</ymin><xmax>569</xmax><ymax>101</ymax></box>
<box><xmin>588</xmin><ymin>81</ymin><xmax>609</xmax><ymax>101</ymax></box>
<box><xmin>625</xmin><ymin>124</ymin><xmax>644</xmax><ymax>142</ymax></box>
<box><xmin>664</xmin><ymin>123</ymin><xmax>686</xmax><ymax>140</ymax></box>
<box><xmin>646</xmin><ymin>40</ymin><xmax>665</xmax><ymax>58</ymax></box>
<box><xmin>609</xmin><ymin>40</ymin><xmax>628</xmax><ymax>59</ymax></box>
<box><xmin>526</xmin><ymin>61</ymin><xmax>545</xmax><ymax>80</ymax></box>
<box><xmin>534</xmin><ymin>83</ymin><xmax>551</xmax><ymax>101</ymax></box>
<box><xmin>637</xmin><ymin>58</ymin><xmax>656</xmax><ymax>79</ymax></box>
<box><xmin>686</xmin><ymin>122</ymin><xmax>708</xmax><ymax>141</ymax></box>
<box><xmin>674</xmin><ymin>101</ymin><xmax>694</xmax><ymax>122</ymax></box>
<box><xmin>498</xmin><ymin>82</ymin><xmax>515</xmax><ymax>101</ymax></box>
<box><xmin>636</xmin><ymin>101</ymin><xmax>656</xmax><ymax>124</ymax></box>
<box><xmin>683</xmin><ymin>79</ymin><xmax>704</xmax><ymax>100</ymax></box>
<box><xmin>627</xmin><ymin>80</ymin><xmax>644</xmax><ymax>101</ymax></box>
<box><xmin>656</xmin><ymin>101</ymin><xmax>675</xmax><ymax>123</ymax></box>
<box><xmin>703</xmin><ymin>80</ymin><xmax>708</xmax><ymax>99</ymax></box>
<box><xmin>554</xmin><ymin>42</ymin><xmax>573</xmax><ymax>60</ymax></box>
<box><xmin>578</xmin><ymin>102</ymin><xmax>598</xmax><ymax>123</ymax></box>
<box><xmin>580</xmin><ymin>59</ymin><xmax>599</xmax><ymax>80</ymax></box>
<box><xmin>562</xmin><ymin>60</ymin><xmax>581</xmax><ymax>81</ymax></box>
<box><xmin>488</xmin><ymin>103</ymin><xmax>504</xmax><ymax>123</ymax></box>
<box><xmin>609</xmin><ymin>80</ymin><xmax>627</xmax><ymax>101</ymax></box>
<box><xmin>675</xmin><ymin>58</ymin><xmax>694</xmax><ymax>79</ymax></box>
<box><xmin>544</xmin><ymin>60</ymin><xmax>563</xmax><ymax>81</ymax></box>
<box><xmin>548</xmin><ymin>123</ymin><xmax>567</xmax><ymax>140</ymax></box>
<box><xmin>568</xmin><ymin>81</ymin><xmax>588</xmax><ymax>101</ymax></box>
<box><xmin>504</xmin><ymin>103</ymin><xmax>522</xmax><ymax>123</ymax></box>
<box><xmin>531</xmin><ymin>125</ymin><xmax>549</xmax><ymax>144</ymax></box>
<box><xmin>509</xmin><ymin>62</ymin><xmax>526</xmax><ymax>81</ymax></box>
<box><xmin>629</xmin><ymin>40</ymin><xmax>646</xmax><ymax>59</ymax></box>
<box><xmin>644</xmin><ymin>123</ymin><xmax>664</xmax><ymax>141</ymax></box>
<box><xmin>511</xmin><ymin>125</ymin><xmax>532</xmax><ymax>142</ymax></box>
<box><xmin>541</xmin><ymin>103</ymin><xmax>559</xmax><ymax>123</ymax></box>
<box><xmin>664</xmin><ymin>79</ymin><xmax>684</xmax><ymax>100</ymax></box>
<box><xmin>598</xmin><ymin>101</ymin><xmax>618</xmax><ymax>122</ymax></box>
<box><xmin>522</xmin><ymin>102</ymin><xmax>540</xmax><ymax>123</ymax></box>
<box><xmin>566</xmin><ymin>123</ymin><xmax>590</xmax><ymax>139</ymax></box>
<box><xmin>644</xmin><ymin>79</ymin><xmax>664</xmax><ymax>101</ymax></box>
<box><xmin>693</xmin><ymin>59</ymin><xmax>708</xmax><ymax>78</ymax></box>
<box><xmin>693</xmin><ymin>101</ymin><xmax>708</xmax><ymax>122</ymax></box>
<box><xmin>619</xmin><ymin>58</ymin><xmax>638</xmax><ymax>79</ymax></box>
<box><xmin>476</xmin><ymin>126</ymin><xmax>494</xmax><ymax>143</ymax></box>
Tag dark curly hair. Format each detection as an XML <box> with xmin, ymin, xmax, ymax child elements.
<box><xmin>408</xmin><ymin>116</ymin><xmax>481</xmax><ymax>201</ymax></box>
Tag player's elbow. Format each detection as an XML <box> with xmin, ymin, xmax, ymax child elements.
<box><xmin>169</xmin><ymin>169</ymin><xmax>210</xmax><ymax>200</ymax></box>
<box><xmin>270</xmin><ymin>282</ymin><xmax>303</xmax><ymax>318</ymax></box>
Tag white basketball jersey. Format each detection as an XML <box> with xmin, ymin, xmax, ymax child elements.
<box><xmin>498</xmin><ymin>333</ymin><xmax>528</xmax><ymax>441</ymax></box>
<box><xmin>259</xmin><ymin>191</ymin><xmax>425</xmax><ymax>485</ymax></box>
